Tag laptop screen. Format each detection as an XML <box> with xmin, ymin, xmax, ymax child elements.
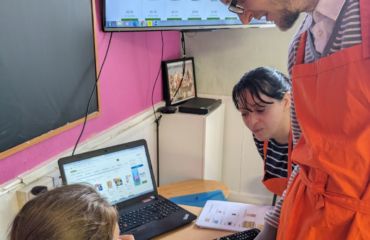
<box><xmin>61</xmin><ymin>144</ymin><xmax>155</xmax><ymax>205</ymax></box>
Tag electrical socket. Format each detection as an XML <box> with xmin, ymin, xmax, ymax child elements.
<box><xmin>16</xmin><ymin>176</ymin><xmax>54</xmax><ymax>209</ymax></box>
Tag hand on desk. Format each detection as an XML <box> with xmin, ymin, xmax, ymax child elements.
<box><xmin>119</xmin><ymin>235</ymin><xmax>135</xmax><ymax>240</ymax></box>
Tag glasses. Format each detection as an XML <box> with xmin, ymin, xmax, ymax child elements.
<box><xmin>228</xmin><ymin>0</ymin><xmax>244</xmax><ymax>14</ymax></box>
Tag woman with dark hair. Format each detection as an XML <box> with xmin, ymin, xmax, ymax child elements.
<box><xmin>9</xmin><ymin>184</ymin><xmax>134</xmax><ymax>240</ymax></box>
<box><xmin>232</xmin><ymin>67</ymin><xmax>292</xmax><ymax>197</ymax></box>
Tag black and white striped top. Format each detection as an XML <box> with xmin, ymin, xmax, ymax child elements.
<box><xmin>266</xmin><ymin>0</ymin><xmax>362</xmax><ymax>228</ymax></box>
<box><xmin>253</xmin><ymin>136</ymin><xmax>290</xmax><ymax>180</ymax></box>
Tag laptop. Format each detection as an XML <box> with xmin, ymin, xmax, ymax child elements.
<box><xmin>58</xmin><ymin>139</ymin><xmax>197</xmax><ymax>240</ymax></box>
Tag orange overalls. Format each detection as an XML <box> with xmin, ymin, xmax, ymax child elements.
<box><xmin>262</xmin><ymin>131</ymin><xmax>292</xmax><ymax>196</ymax></box>
<box><xmin>277</xmin><ymin>0</ymin><xmax>370</xmax><ymax>238</ymax></box>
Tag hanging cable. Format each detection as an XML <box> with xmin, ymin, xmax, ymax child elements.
<box><xmin>151</xmin><ymin>31</ymin><xmax>164</xmax><ymax>187</ymax></box>
<box><xmin>169</xmin><ymin>31</ymin><xmax>187</xmax><ymax>103</ymax></box>
<box><xmin>151</xmin><ymin>31</ymin><xmax>164</xmax><ymax>121</ymax></box>
<box><xmin>181</xmin><ymin>31</ymin><xmax>186</xmax><ymax>57</ymax></box>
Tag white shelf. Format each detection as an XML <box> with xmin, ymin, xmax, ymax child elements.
<box><xmin>159</xmin><ymin>103</ymin><xmax>225</xmax><ymax>185</ymax></box>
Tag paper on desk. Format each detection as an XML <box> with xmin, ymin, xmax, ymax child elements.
<box><xmin>195</xmin><ymin>200</ymin><xmax>273</xmax><ymax>232</ymax></box>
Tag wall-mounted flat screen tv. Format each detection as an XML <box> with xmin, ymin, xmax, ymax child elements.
<box><xmin>103</xmin><ymin>0</ymin><xmax>244</xmax><ymax>31</ymax></box>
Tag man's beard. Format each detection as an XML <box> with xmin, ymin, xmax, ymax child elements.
<box><xmin>277</xmin><ymin>10</ymin><xmax>300</xmax><ymax>31</ymax></box>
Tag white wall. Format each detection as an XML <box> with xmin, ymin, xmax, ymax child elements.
<box><xmin>185</xmin><ymin>23</ymin><xmax>302</xmax><ymax>95</ymax></box>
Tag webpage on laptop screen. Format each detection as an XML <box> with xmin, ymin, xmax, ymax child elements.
<box><xmin>63</xmin><ymin>146</ymin><xmax>154</xmax><ymax>205</ymax></box>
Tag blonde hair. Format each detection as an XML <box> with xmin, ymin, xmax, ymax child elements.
<box><xmin>9</xmin><ymin>184</ymin><xmax>118</xmax><ymax>240</ymax></box>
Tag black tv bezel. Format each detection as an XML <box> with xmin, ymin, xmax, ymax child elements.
<box><xmin>102</xmin><ymin>0</ymin><xmax>246</xmax><ymax>32</ymax></box>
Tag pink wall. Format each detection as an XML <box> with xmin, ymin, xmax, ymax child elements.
<box><xmin>0</xmin><ymin>0</ymin><xmax>180</xmax><ymax>185</ymax></box>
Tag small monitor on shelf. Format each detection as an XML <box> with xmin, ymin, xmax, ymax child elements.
<box><xmin>162</xmin><ymin>57</ymin><xmax>222</xmax><ymax>115</ymax></box>
<box><xmin>162</xmin><ymin>57</ymin><xmax>196</xmax><ymax>106</ymax></box>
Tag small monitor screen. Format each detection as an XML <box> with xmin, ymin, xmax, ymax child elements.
<box><xmin>61</xmin><ymin>145</ymin><xmax>154</xmax><ymax>205</ymax></box>
<box><xmin>164</xmin><ymin>58</ymin><xmax>196</xmax><ymax>105</ymax></box>
<box><xmin>103</xmin><ymin>0</ymin><xmax>243</xmax><ymax>31</ymax></box>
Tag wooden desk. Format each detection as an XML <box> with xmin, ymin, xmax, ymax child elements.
<box><xmin>154</xmin><ymin>179</ymin><xmax>234</xmax><ymax>240</ymax></box>
<box><xmin>158</xmin><ymin>179</ymin><xmax>230</xmax><ymax>199</ymax></box>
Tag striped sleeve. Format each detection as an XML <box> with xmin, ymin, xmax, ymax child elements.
<box><xmin>265</xmin><ymin>165</ymin><xmax>300</xmax><ymax>228</ymax></box>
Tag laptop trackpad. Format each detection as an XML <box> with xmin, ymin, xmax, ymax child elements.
<box><xmin>130</xmin><ymin>224</ymin><xmax>147</xmax><ymax>233</ymax></box>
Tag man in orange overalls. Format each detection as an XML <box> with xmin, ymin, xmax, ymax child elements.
<box><xmin>222</xmin><ymin>0</ymin><xmax>370</xmax><ymax>239</ymax></box>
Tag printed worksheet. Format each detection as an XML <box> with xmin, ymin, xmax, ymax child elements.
<box><xmin>196</xmin><ymin>200</ymin><xmax>273</xmax><ymax>232</ymax></box>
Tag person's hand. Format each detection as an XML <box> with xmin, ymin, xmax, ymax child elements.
<box><xmin>119</xmin><ymin>234</ymin><xmax>135</xmax><ymax>240</ymax></box>
<box><xmin>254</xmin><ymin>222</ymin><xmax>277</xmax><ymax>240</ymax></box>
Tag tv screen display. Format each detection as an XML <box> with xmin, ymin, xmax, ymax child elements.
<box><xmin>103</xmin><ymin>0</ymin><xmax>243</xmax><ymax>31</ymax></box>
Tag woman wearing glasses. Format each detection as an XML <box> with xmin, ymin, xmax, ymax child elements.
<box><xmin>232</xmin><ymin>67</ymin><xmax>293</xmax><ymax>198</ymax></box>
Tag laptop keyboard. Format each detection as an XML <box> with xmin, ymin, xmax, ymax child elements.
<box><xmin>216</xmin><ymin>228</ymin><xmax>260</xmax><ymax>240</ymax></box>
<box><xmin>119</xmin><ymin>198</ymin><xmax>182</xmax><ymax>232</ymax></box>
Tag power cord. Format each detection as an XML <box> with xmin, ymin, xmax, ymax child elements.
<box><xmin>169</xmin><ymin>31</ymin><xmax>187</xmax><ymax>104</ymax></box>
<box><xmin>151</xmin><ymin>31</ymin><xmax>164</xmax><ymax>187</ymax></box>
<box><xmin>181</xmin><ymin>31</ymin><xmax>186</xmax><ymax>57</ymax></box>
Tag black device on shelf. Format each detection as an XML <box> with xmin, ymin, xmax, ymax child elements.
<box><xmin>157</xmin><ymin>106</ymin><xmax>177</xmax><ymax>114</ymax></box>
<box><xmin>215</xmin><ymin>228</ymin><xmax>261</xmax><ymax>240</ymax></box>
<box><xmin>178</xmin><ymin>97</ymin><xmax>222</xmax><ymax>115</ymax></box>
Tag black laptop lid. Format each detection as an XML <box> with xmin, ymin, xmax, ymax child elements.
<box><xmin>58</xmin><ymin>139</ymin><xmax>158</xmax><ymax>208</ymax></box>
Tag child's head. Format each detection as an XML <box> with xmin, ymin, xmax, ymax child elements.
<box><xmin>232</xmin><ymin>67</ymin><xmax>291</xmax><ymax>141</ymax></box>
<box><xmin>9</xmin><ymin>184</ymin><xmax>119</xmax><ymax>240</ymax></box>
